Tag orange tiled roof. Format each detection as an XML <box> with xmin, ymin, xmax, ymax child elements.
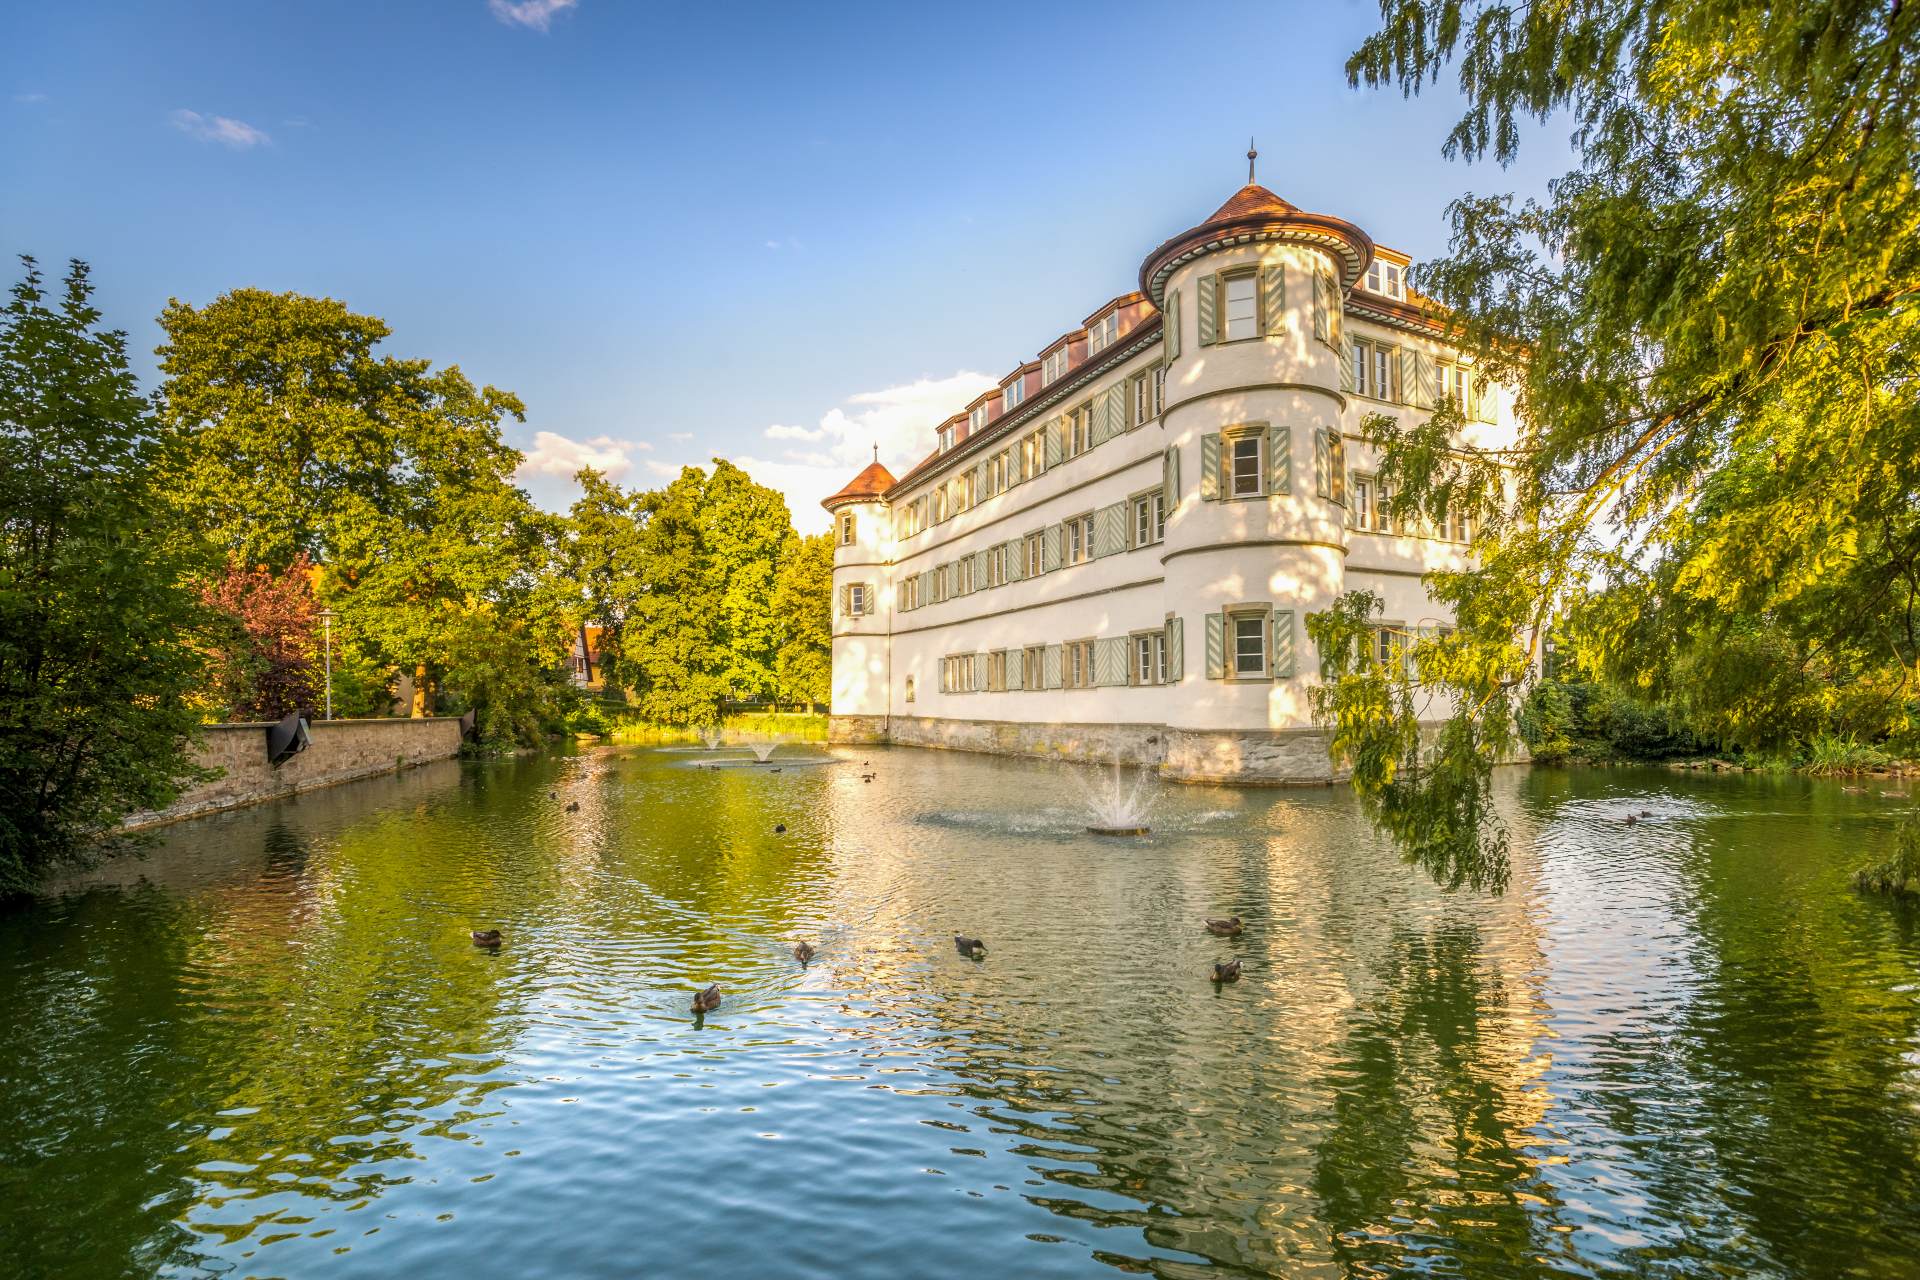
<box><xmin>821</xmin><ymin>460</ymin><xmax>896</xmax><ymax>510</ymax></box>
<box><xmin>1203</xmin><ymin>183</ymin><xmax>1298</xmax><ymax>223</ymax></box>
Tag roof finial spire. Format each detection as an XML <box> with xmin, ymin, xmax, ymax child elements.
<box><xmin>1247</xmin><ymin>137</ymin><xmax>1258</xmax><ymax>185</ymax></box>
<box><xmin>872</xmin><ymin>442</ymin><xmax>879</xmax><ymax>464</ymax></box>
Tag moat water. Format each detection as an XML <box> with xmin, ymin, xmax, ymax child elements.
<box><xmin>3</xmin><ymin>748</ymin><xmax>1918</xmax><ymax>1279</ymax></box>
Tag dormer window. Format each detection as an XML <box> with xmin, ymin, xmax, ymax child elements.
<box><xmin>1365</xmin><ymin>260</ymin><xmax>1405</xmax><ymax>299</ymax></box>
<box><xmin>1087</xmin><ymin>312</ymin><xmax>1119</xmax><ymax>355</ymax></box>
<box><xmin>1041</xmin><ymin>348</ymin><xmax>1069</xmax><ymax>385</ymax></box>
<box><xmin>1004</xmin><ymin>377</ymin><xmax>1025</xmax><ymax>410</ymax></box>
<box><xmin>969</xmin><ymin>402</ymin><xmax>992</xmax><ymax>431</ymax></box>
<box><xmin>938</xmin><ymin>424</ymin><xmax>955</xmax><ymax>452</ymax></box>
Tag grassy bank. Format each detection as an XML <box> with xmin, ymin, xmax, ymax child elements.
<box><xmin>603</xmin><ymin>711</ymin><xmax>829</xmax><ymax>745</ymax></box>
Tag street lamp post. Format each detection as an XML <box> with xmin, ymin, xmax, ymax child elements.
<box><xmin>318</xmin><ymin>609</ymin><xmax>339</xmax><ymax>720</ymax></box>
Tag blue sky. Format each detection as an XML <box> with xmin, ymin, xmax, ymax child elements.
<box><xmin>2</xmin><ymin>0</ymin><xmax>1567</xmax><ymax>531</ymax></box>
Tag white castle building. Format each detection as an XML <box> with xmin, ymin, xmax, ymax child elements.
<box><xmin>822</xmin><ymin>175</ymin><xmax>1517</xmax><ymax>784</ymax></box>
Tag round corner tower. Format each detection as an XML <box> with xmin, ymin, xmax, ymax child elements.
<box><xmin>1138</xmin><ymin>181</ymin><xmax>1373</xmax><ymax>781</ymax></box>
<box><xmin>821</xmin><ymin>459</ymin><xmax>896</xmax><ymax>744</ymax></box>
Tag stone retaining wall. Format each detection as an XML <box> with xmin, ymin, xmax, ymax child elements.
<box><xmin>127</xmin><ymin>717</ymin><xmax>464</xmax><ymax>829</ymax></box>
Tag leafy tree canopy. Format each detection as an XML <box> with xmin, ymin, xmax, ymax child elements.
<box><xmin>0</xmin><ymin>259</ymin><xmax>210</xmax><ymax>894</ymax></box>
<box><xmin>1319</xmin><ymin>1</ymin><xmax>1919</xmax><ymax>882</ymax></box>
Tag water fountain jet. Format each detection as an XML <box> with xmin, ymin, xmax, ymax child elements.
<box><xmin>1082</xmin><ymin>748</ymin><xmax>1156</xmax><ymax>836</ymax></box>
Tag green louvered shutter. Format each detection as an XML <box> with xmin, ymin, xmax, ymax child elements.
<box><xmin>1094</xmin><ymin>637</ymin><xmax>1129</xmax><ymax>687</ymax></box>
<box><xmin>1200</xmin><ymin>433</ymin><xmax>1222</xmax><ymax>500</ymax></box>
<box><xmin>1045</xmin><ymin>417</ymin><xmax>1065</xmax><ymax>467</ymax></box>
<box><xmin>1312</xmin><ymin>271</ymin><xmax>1329</xmax><ymax>344</ymax></box>
<box><xmin>1473</xmin><ymin>373</ymin><xmax>1496</xmax><ymax>423</ymax></box>
<box><xmin>1044</xmin><ymin>524</ymin><xmax>1063</xmax><ymax>572</ymax></box>
<box><xmin>973</xmin><ymin>462</ymin><xmax>988</xmax><ymax>503</ymax></box>
<box><xmin>920</xmin><ymin>569</ymin><xmax>935</xmax><ymax>604</ymax></box>
<box><xmin>1100</xmin><ymin>385</ymin><xmax>1126</xmax><ymax>443</ymax></box>
<box><xmin>1006</xmin><ymin>650</ymin><xmax>1024</xmax><ymax>691</ymax></box>
<box><xmin>1163</xmin><ymin>445</ymin><xmax>1180</xmax><ymax>503</ymax></box>
<box><xmin>1197</xmin><ymin>274</ymin><xmax>1217</xmax><ymax>345</ymax></box>
<box><xmin>1413</xmin><ymin>353</ymin><xmax>1437</xmax><ymax>408</ymax></box>
<box><xmin>1094</xmin><ymin>502</ymin><xmax>1127</xmax><ymax>557</ymax></box>
<box><xmin>1340</xmin><ymin>339</ymin><xmax>1356</xmax><ymax>393</ymax></box>
<box><xmin>1163</xmin><ymin>289</ymin><xmax>1181</xmax><ymax>365</ymax></box>
<box><xmin>1267</xmin><ymin>425</ymin><xmax>1291</xmax><ymax>495</ymax></box>
<box><xmin>1005</xmin><ymin>538</ymin><xmax>1024</xmax><ymax>583</ymax></box>
<box><xmin>1259</xmin><ymin>264</ymin><xmax>1285</xmax><ymax>336</ymax></box>
<box><xmin>1399</xmin><ymin>348</ymin><xmax>1418</xmax><ymax>406</ymax></box>
<box><xmin>1272</xmin><ymin>609</ymin><xmax>1296</xmax><ymax>678</ymax></box>
<box><xmin>1327</xmin><ymin>269</ymin><xmax>1344</xmax><ymax>347</ymax></box>
<box><xmin>837</xmin><ymin>584</ymin><xmax>848</xmax><ymax>617</ymax></box>
<box><xmin>1315</xmin><ymin>430</ymin><xmax>1332</xmax><ymax>498</ymax></box>
<box><xmin>973</xmin><ymin>652</ymin><xmax>989</xmax><ymax>691</ymax></box>
<box><xmin>1044</xmin><ymin>644</ymin><xmax>1063</xmax><ymax>689</ymax></box>
<box><xmin>1166</xmin><ymin>616</ymin><xmax>1184</xmax><ymax>681</ymax></box>
<box><xmin>1205</xmin><ymin>611</ymin><xmax>1225</xmax><ymax>679</ymax></box>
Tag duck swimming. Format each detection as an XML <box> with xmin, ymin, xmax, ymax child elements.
<box><xmin>954</xmin><ymin>935</ymin><xmax>987</xmax><ymax>960</ymax></box>
<box><xmin>792</xmin><ymin>941</ymin><xmax>816</xmax><ymax>965</ymax></box>
<box><xmin>691</xmin><ymin>983</ymin><xmax>722</xmax><ymax>1014</ymax></box>
<box><xmin>1212</xmin><ymin>959</ymin><xmax>1242</xmax><ymax>983</ymax></box>
<box><xmin>1204</xmin><ymin>916</ymin><xmax>1243</xmax><ymax>936</ymax></box>
<box><xmin>471</xmin><ymin>929</ymin><xmax>502</xmax><ymax>948</ymax></box>
<box><xmin>565</xmin><ymin>800</ymin><xmax>580</xmax><ymax>812</ymax></box>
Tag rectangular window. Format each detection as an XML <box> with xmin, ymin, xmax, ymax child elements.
<box><xmin>1131</xmin><ymin>371</ymin><xmax>1151</xmax><ymax>427</ymax></box>
<box><xmin>938</xmin><ymin>425</ymin><xmax>954</xmax><ymax>452</ymax></box>
<box><xmin>1151</xmin><ymin>365</ymin><xmax>1165</xmax><ymax>415</ymax></box>
<box><xmin>1353</xmin><ymin>339</ymin><xmax>1396</xmax><ymax>400</ymax></box>
<box><xmin>1088</xmin><ymin>312</ymin><xmax>1119</xmax><ymax>355</ymax></box>
<box><xmin>1042</xmin><ymin>348</ymin><xmax>1068</xmax><ymax>385</ymax></box>
<box><xmin>987</xmin><ymin>543</ymin><xmax>1007</xmax><ymax>587</ymax></box>
<box><xmin>1004</xmin><ymin>377</ymin><xmax>1026</xmax><ymax>410</ymax></box>
<box><xmin>1230</xmin><ymin>433</ymin><xmax>1263</xmax><ymax>497</ymax></box>
<box><xmin>837</xmin><ymin>512</ymin><xmax>855</xmax><ymax>546</ymax></box>
<box><xmin>970</xmin><ymin>403</ymin><xmax>990</xmax><ymax>431</ymax></box>
<box><xmin>905</xmin><ymin>675</ymin><xmax>915</xmax><ymax>703</ymax></box>
<box><xmin>1065</xmin><ymin>639</ymin><xmax>1095</xmax><ymax>689</ymax></box>
<box><xmin>1352</xmin><ymin>475</ymin><xmax>1375</xmax><ymax>531</ymax></box>
<box><xmin>1132</xmin><ymin>490</ymin><xmax>1166</xmax><ymax>547</ymax></box>
<box><xmin>1024</xmin><ymin>530</ymin><xmax>1045</xmax><ymax>577</ymax></box>
<box><xmin>1374</xmin><ymin>627</ymin><xmax>1405</xmax><ymax>671</ymax></box>
<box><xmin>1022</xmin><ymin>645</ymin><xmax>1045</xmax><ymax>690</ymax></box>
<box><xmin>1232</xmin><ymin>612</ymin><xmax>1267</xmax><ymax>677</ymax></box>
<box><xmin>1133</xmin><ymin>631</ymin><xmax>1167</xmax><ymax>686</ymax></box>
<box><xmin>848</xmin><ymin>584</ymin><xmax>868</xmax><ymax>617</ymax></box>
<box><xmin>1068</xmin><ymin>403</ymin><xmax>1092</xmax><ymax>457</ymax></box>
<box><xmin>1437</xmin><ymin>360</ymin><xmax>1469</xmax><ymax>408</ymax></box>
<box><xmin>1222</xmin><ymin>271</ymin><xmax>1258</xmax><ymax>341</ymax></box>
<box><xmin>955</xmin><ymin>556</ymin><xmax>974</xmax><ymax>594</ymax></box>
<box><xmin>1365</xmin><ymin>260</ymin><xmax>1405</xmax><ymax>299</ymax></box>
<box><xmin>985</xmin><ymin>650</ymin><xmax>1008</xmax><ymax>692</ymax></box>
<box><xmin>1448</xmin><ymin>504</ymin><xmax>1474</xmax><ymax>543</ymax></box>
<box><xmin>1021</xmin><ymin>430</ymin><xmax>1044</xmax><ymax>480</ymax></box>
<box><xmin>1066</xmin><ymin>512</ymin><xmax>1095</xmax><ymax>565</ymax></box>
<box><xmin>900</xmin><ymin>575</ymin><xmax>919</xmax><ymax>610</ymax></box>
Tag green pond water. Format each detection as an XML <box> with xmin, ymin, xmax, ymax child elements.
<box><xmin>3</xmin><ymin>748</ymin><xmax>1919</xmax><ymax>1279</ymax></box>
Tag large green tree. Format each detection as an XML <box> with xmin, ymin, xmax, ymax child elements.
<box><xmin>705</xmin><ymin>459</ymin><xmax>798</xmax><ymax>702</ymax></box>
<box><xmin>156</xmin><ymin>289</ymin><xmax>573</xmax><ymax>737</ymax></box>
<box><xmin>628</xmin><ymin>466</ymin><xmax>731</xmax><ymax>724</ymax></box>
<box><xmin>1313</xmin><ymin>1</ymin><xmax>1919</xmax><ymax>884</ymax></box>
<box><xmin>772</xmin><ymin>531</ymin><xmax>833</xmax><ymax>709</ymax></box>
<box><xmin>0</xmin><ymin>259</ymin><xmax>210</xmax><ymax>894</ymax></box>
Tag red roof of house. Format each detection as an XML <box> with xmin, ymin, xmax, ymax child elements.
<box><xmin>1139</xmin><ymin>182</ymin><xmax>1372</xmax><ymax>304</ymax></box>
<box><xmin>1204</xmin><ymin>183</ymin><xmax>1298</xmax><ymax>222</ymax></box>
<box><xmin>821</xmin><ymin>460</ymin><xmax>897</xmax><ymax>510</ymax></box>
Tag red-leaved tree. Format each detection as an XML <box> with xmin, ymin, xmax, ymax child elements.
<box><xmin>201</xmin><ymin>555</ymin><xmax>324</xmax><ymax>721</ymax></box>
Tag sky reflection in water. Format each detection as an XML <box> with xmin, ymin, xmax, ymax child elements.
<box><xmin>2</xmin><ymin>749</ymin><xmax>1918</xmax><ymax>1278</ymax></box>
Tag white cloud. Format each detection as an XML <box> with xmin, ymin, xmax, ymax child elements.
<box><xmin>514</xmin><ymin>430</ymin><xmax>649</xmax><ymax>482</ymax></box>
<box><xmin>765</xmin><ymin>423</ymin><xmax>824</xmax><ymax>441</ymax></box>
<box><xmin>488</xmin><ymin>0</ymin><xmax>577</xmax><ymax>30</ymax></box>
<box><xmin>736</xmin><ymin>371</ymin><xmax>997</xmax><ymax>532</ymax></box>
<box><xmin>170</xmin><ymin>109</ymin><xmax>270</xmax><ymax>149</ymax></box>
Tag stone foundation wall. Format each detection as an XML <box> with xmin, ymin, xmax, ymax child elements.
<box><xmin>883</xmin><ymin>715</ymin><xmax>1166</xmax><ymax>767</ymax></box>
<box><xmin>127</xmin><ymin>717</ymin><xmax>464</xmax><ymax>829</ymax></box>
<box><xmin>826</xmin><ymin>713</ymin><xmax>891</xmax><ymax>746</ymax></box>
<box><xmin>1160</xmin><ymin>727</ymin><xmax>1344</xmax><ymax>786</ymax></box>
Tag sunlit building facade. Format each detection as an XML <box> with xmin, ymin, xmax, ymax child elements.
<box><xmin>823</xmin><ymin>179</ymin><xmax>1517</xmax><ymax>783</ymax></box>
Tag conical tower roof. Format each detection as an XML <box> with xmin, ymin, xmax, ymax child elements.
<box><xmin>1139</xmin><ymin>180</ymin><xmax>1372</xmax><ymax>305</ymax></box>
<box><xmin>821</xmin><ymin>460</ymin><xmax>896</xmax><ymax>510</ymax></box>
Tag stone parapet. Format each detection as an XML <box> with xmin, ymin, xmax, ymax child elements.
<box><xmin>127</xmin><ymin>717</ymin><xmax>464</xmax><ymax>829</ymax></box>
